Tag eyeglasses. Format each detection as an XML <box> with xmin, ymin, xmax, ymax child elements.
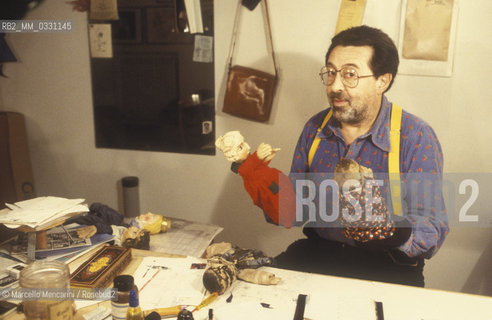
<box><xmin>319</xmin><ymin>65</ymin><xmax>374</xmax><ymax>88</ymax></box>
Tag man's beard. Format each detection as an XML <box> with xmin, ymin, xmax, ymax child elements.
<box><xmin>329</xmin><ymin>91</ymin><xmax>368</xmax><ymax>125</ymax></box>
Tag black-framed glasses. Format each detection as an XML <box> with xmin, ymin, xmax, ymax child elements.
<box><xmin>319</xmin><ymin>65</ymin><xmax>374</xmax><ymax>88</ymax></box>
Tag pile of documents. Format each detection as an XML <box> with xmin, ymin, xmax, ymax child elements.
<box><xmin>0</xmin><ymin>196</ymin><xmax>89</xmax><ymax>230</ymax></box>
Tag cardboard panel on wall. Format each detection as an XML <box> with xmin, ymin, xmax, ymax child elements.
<box><xmin>0</xmin><ymin>112</ymin><xmax>36</xmax><ymax>206</ymax></box>
<box><xmin>0</xmin><ymin>112</ymin><xmax>36</xmax><ymax>243</ymax></box>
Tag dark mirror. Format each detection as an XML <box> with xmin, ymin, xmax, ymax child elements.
<box><xmin>90</xmin><ymin>0</ymin><xmax>215</xmax><ymax>155</ymax></box>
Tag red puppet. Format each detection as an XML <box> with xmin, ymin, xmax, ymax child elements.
<box><xmin>215</xmin><ymin>131</ymin><xmax>296</xmax><ymax>228</ymax></box>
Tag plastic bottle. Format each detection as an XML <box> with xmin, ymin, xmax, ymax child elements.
<box><xmin>126</xmin><ymin>289</ymin><xmax>143</xmax><ymax>320</ymax></box>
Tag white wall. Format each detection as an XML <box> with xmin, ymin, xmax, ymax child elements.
<box><xmin>1</xmin><ymin>0</ymin><xmax>492</xmax><ymax>295</ymax></box>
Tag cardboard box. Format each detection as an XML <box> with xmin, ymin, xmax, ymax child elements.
<box><xmin>0</xmin><ymin>112</ymin><xmax>36</xmax><ymax>242</ymax></box>
<box><xmin>0</xmin><ymin>112</ymin><xmax>36</xmax><ymax>206</ymax></box>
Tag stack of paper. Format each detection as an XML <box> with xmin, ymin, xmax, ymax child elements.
<box><xmin>149</xmin><ymin>218</ymin><xmax>223</xmax><ymax>258</ymax></box>
<box><xmin>132</xmin><ymin>256</ymin><xmax>207</xmax><ymax>311</ymax></box>
<box><xmin>0</xmin><ymin>196</ymin><xmax>89</xmax><ymax>230</ymax></box>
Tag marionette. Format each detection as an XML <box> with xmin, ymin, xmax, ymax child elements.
<box><xmin>334</xmin><ymin>159</ymin><xmax>396</xmax><ymax>242</ymax></box>
<box><xmin>202</xmin><ymin>242</ymin><xmax>281</xmax><ymax>295</ymax></box>
<box><xmin>215</xmin><ymin>131</ymin><xmax>297</xmax><ymax>228</ymax></box>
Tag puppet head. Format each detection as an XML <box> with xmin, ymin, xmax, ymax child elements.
<box><xmin>215</xmin><ymin>130</ymin><xmax>251</xmax><ymax>162</ymax></box>
<box><xmin>334</xmin><ymin>159</ymin><xmax>374</xmax><ymax>191</ymax></box>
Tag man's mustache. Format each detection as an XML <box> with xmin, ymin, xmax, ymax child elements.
<box><xmin>329</xmin><ymin>91</ymin><xmax>349</xmax><ymax>100</ymax></box>
<box><xmin>329</xmin><ymin>91</ymin><xmax>350</xmax><ymax>101</ymax></box>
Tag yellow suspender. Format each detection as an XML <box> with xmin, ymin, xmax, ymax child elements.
<box><xmin>307</xmin><ymin>104</ymin><xmax>403</xmax><ymax>215</ymax></box>
<box><xmin>389</xmin><ymin>104</ymin><xmax>402</xmax><ymax>215</ymax></box>
<box><xmin>307</xmin><ymin>109</ymin><xmax>332</xmax><ymax>168</ymax></box>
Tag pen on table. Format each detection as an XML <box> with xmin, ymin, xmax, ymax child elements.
<box><xmin>375</xmin><ymin>301</ymin><xmax>384</xmax><ymax>320</ymax></box>
<box><xmin>140</xmin><ymin>269</ymin><xmax>161</xmax><ymax>292</ymax></box>
<box><xmin>143</xmin><ymin>265</ymin><xmax>168</xmax><ymax>278</ymax></box>
<box><xmin>143</xmin><ymin>267</ymin><xmax>151</xmax><ymax>278</ymax></box>
<box><xmin>293</xmin><ymin>294</ymin><xmax>307</xmax><ymax>320</ymax></box>
<box><xmin>192</xmin><ymin>292</ymin><xmax>219</xmax><ymax>312</ymax></box>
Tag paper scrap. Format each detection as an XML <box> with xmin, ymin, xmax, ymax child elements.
<box><xmin>335</xmin><ymin>0</ymin><xmax>367</xmax><ymax>35</ymax></box>
<box><xmin>89</xmin><ymin>24</ymin><xmax>113</xmax><ymax>58</ymax></box>
<box><xmin>133</xmin><ymin>256</ymin><xmax>207</xmax><ymax>311</ymax></box>
<box><xmin>402</xmin><ymin>0</ymin><xmax>454</xmax><ymax>61</ymax></box>
<box><xmin>90</xmin><ymin>0</ymin><xmax>119</xmax><ymax>21</ymax></box>
<box><xmin>0</xmin><ymin>197</ymin><xmax>88</xmax><ymax>228</ymax></box>
<box><xmin>193</xmin><ymin>35</ymin><xmax>213</xmax><ymax>63</ymax></box>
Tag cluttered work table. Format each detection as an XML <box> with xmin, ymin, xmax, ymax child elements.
<box><xmin>6</xmin><ymin>248</ymin><xmax>492</xmax><ymax>320</ymax></box>
<box><xmin>1</xmin><ymin>197</ymin><xmax>492</xmax><ymax>319</ymax></box>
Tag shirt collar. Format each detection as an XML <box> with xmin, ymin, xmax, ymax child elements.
<box><xmin>368</xmin><ymin>95</ymin><xmax>392</xmax><ymax>152</ymax></box>
<box><xmin>319</xmin><ymin>95</ymin><xmax>392</xmax><ymax>152</ymax></box>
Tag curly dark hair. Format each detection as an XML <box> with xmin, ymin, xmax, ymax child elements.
<box><xmin>325</xmin><ymin>25</ymin><xmax>399</xmax><ymax>92</ymax></box>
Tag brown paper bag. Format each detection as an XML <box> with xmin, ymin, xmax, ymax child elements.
<box><xmin>402</xmin><ymin>0</ymin><xmax>454</xmax><ymax>61</ymax></box>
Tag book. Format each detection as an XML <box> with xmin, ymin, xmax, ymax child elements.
<box><xmin>48</xmin><ymin>241</ymin><xmax>109</xmax><ymax>264</ymax></box>
<box><xmin>70</xmin><ymin>245</ymin><xmax>131</xmax><ymax>288</ymax></box>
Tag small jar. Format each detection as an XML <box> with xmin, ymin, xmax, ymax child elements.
<box><xmin>19</xmin><ymin>260</ymin><xmax>74</xmax><ymax>320</ymax></box>
<box><xmin>111</xmin><ymin>275</ymin><xmax>138</xmax><ymax>320</ymax></box>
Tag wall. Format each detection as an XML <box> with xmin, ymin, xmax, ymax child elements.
<box><xmin>1</xmin><ymin>0</ymin><xmax>492</xmax><ymax>295</ymax></box>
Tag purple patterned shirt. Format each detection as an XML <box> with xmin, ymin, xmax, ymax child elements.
<box><xmin>290</xmin><ymin>96</ymin><xmax>449</xmax><ymax>258</ymax></box>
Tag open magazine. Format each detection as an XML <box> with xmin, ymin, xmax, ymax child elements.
<box><xmin>5</xmin><ymin>225</ymin><xmax>114</xmax><ymax>260</ymax></box>
<box><xmin>10</xmin><ymin>226</ymin><xmax>91</xmax><ymax>253</ymax></box>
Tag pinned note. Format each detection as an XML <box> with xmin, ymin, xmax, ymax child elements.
<box><xmin>335</xmin><ymin>0</ymin><xmax>367</xmax><ymax>35</ymax></box>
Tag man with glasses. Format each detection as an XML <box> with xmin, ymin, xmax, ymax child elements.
<box><xmin>274</xmin><ymin>25</ymin><xmax>448</xmax><ymax>287</ymax></box>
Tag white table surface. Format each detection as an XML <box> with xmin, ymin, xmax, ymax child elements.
<box><xmin>190</xmin><ymin>265</ymin><xmax>492</xmax><ymax>320</ymax></box>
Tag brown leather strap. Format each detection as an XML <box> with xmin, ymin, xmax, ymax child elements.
<box><xmin>263</xmin><ymin>0</ymin><xmax>277</xmax><ymax>75</ymax></box>
<box><xmin>227</xmin><ymin>0</ymin><xmax>278</xmax><ymax>77</ymax></box>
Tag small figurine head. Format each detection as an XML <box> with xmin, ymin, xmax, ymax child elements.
<box><xmin>334</xmin><ymin>159</ymin><xmax>373</xmax><ymax>191</ymax></box>
<box><xmin>215</xmin><ymin>131</ymin><xmax>251</xmax><ymax>162</ymax></box>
